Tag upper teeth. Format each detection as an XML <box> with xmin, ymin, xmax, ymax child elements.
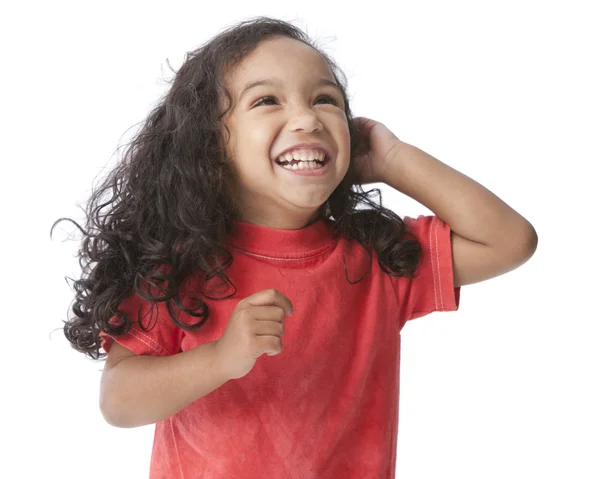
<box><xmin>276</xmin><ymin>148</ymin><xmax>327</xmax><ymax>164</ymax></box>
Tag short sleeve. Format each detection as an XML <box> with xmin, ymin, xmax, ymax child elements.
<box><xmin>394</xmin><ymin>215</ymin><xmax>461</xmax><ymax>329</ymax></box>
<box><xmin>99</xmin><ymin>292</ymin><xmax>184</xmax><ymax>357</ymax></box>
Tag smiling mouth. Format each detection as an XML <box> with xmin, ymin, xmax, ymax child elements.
<box><xmin>278</xmin><ymin>158</ymin><xmax>326</xmax><ymax>166</ymax></box>
<box><xmin>275</xmin><ymin>154</ymin><xmax>330</xmax><ymax>167</ymax></box>
<box><xmin>276</xmin><ymin>158</ymin><xmax>329</xmax><ymax>171</ymax></box>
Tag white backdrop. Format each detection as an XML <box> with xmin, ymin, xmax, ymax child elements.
<box><xmin>2</xmin><ymin>1</ymin><xmax>598</xmax><ymax>477</ymax></box>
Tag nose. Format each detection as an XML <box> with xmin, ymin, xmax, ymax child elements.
<box><xmin>287</xmin><ymin>108</ymin><xmax>323</xmax><ymax>133</ymax></box>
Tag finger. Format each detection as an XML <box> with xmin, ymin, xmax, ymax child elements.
<box><xmin>245</xmin><ymin>289</ymin><xmax>293</xmax><ymax>316</ymax></box>
<box><xmin>245</xmin><ymin>305</ymin><xmax>286</xmax><ymax>323</ymax></box>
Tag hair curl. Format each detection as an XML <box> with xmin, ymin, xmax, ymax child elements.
<box><xmin>52</xmin><ymin>16</ymin><xmax>421</xmax><ymax>360</ymax></box>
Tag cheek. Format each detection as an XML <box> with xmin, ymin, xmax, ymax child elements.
<box><xmin>248</xmin><ymin>128</ymin><xmax>274</xmax><ymax>152</ymax></box>
<box><xmin>334</xmin><ymin>121</ymin><xmax>351</xmax><ymax>156</ymax></box>
<box><xmin>234</xmin><ymin>119</ymin><xmax>272</xmax><ymax>149</ymax></box>
<box><xmin>332</xmin><ymin>113</ymin><xmax>350</xmax><ymax>137</ymax></box>
<box><xmin>229</xmin><ymin>131</ymin><xmax>275</xmax><ymax>180</ymax></box>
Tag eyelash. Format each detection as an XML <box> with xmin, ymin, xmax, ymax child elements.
<box><xmin>254</xmin><ymin>94</ymin><xmax>340</xmax><ymax>107</ymax></box>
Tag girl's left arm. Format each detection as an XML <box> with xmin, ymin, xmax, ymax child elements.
<box><xmin>380</xmin><ymin>141</ymin><xmax>538</xmax><ymax>288</ymax></box>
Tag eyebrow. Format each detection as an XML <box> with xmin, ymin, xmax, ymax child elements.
<box><xmin>239</xmin><ymin>77</ymin><xmax>342</xmax><ymax>101</ymax></box>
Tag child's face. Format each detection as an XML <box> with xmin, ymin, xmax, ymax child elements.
<box><xmin>223</xmin><ymin>36</ymin><xmax>351</xmax><ymax>228</ymax></box>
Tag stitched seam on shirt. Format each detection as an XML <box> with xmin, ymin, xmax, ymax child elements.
<box><xmin>169</xmin><ymin>417</ymin><xmax>184</xmax><ymax>479</ymax></box>
<box><xmin>132</xmin><ymin>328</ymin><xmax>169</xmax><ymax>355</ymax></box>
<box><xmin>428</xmin><ymin>218</ymin><xmax>439</xmax><ymax>309</ymax></box>
<box><xmin>230</xmin><ymin>243</ymin><xmax>335</xmax><ymax>261</ymax></box>
<box><xmin>127</xmin><ymin>329</ymin><xmax>165</xmax><ymax>356</ymax></box>
<box><xmin>433</xmin><ymin>217</ymin><xmax>445</xmax><ymax>310</ymax></box>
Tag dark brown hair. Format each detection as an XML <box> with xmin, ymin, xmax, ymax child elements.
<box><xmin>52</xmin><ymin>16</ymin><xmax>421</xmax><ymax>360</ymax></box>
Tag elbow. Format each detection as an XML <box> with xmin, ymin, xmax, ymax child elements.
<box><xmin>520</xmin><ymin>222</ymin><xmax>538</xmax><ymax>259</ymax></box>
<box><xmin>100</xmin><ymin>397</ymin><xmax>139</xmax><ymax>429</ymax></box>
<box><xmin>510</xmin><ymin>220</ymin><xmax>538</xmax><ymax>262</ymax></box>
<box><xmin>99</xmin><ymin>379</ymin><xmax>139</xmax><ymax>429</ymax></box>
<box><xmin>100</xmin><ymin>392</ymin><xmax>129</xmax><ymax>428</ymax></box>
<box><xmin>500</xmin><ymin>222</ymin><xmax>538</xmax><ymax>272</ymax></box>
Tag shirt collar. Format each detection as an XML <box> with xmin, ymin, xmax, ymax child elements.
<box><xmin>227</xmin><ymin>218</ymin><xmax>337</xmax><ymax>258</ymax></box>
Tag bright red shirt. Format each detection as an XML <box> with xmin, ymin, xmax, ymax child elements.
<box><xmin>100</xmin><ymin>215</ymin><xmax>460</xmax><ymax>478</ymax></box>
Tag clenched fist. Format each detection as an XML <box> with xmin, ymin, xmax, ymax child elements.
<box><xmin>214</xmin><ymin>289</ymin><xmax>293</xmax><ymax>380</ymax></box>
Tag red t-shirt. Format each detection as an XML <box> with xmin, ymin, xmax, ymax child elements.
<box><xmin>100</xmin><ymin>215</ymin><xmax>460</xmax><ymax>478</ymax></box>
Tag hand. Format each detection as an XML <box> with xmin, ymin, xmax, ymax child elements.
<box><xmin>352</xmin><ymin>116</ymin><xmax>402</xmax><ymax>185</ymax></box>
<box><xmin>214</xmin><ymin>289</ymin><xmax>293</xmax><ymax>380</ymax></box>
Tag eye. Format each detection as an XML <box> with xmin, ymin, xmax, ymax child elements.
<box><xmin>254</xmin><ymin>95</ymin><xmax>278</xmax><ymax>107</ymax></box>
<box><xmin>315</xmin><ymin>94</ymin><xmax>340</xmax><ymax>106</ymax></box>
<box><xmin>253</xmin><ymin>94</ymin><xmax>342</xmax><ymax>108</ymax></box>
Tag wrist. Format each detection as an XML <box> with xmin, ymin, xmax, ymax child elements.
<box><xmin>379</xmin><ymin>141</ymin><xmax>406</xmax><ymax>185</ymax></box>
<box><xmin>209</xmin><ymin>340</ymin><xmax>232</xmax><ymax>383</ymax></box>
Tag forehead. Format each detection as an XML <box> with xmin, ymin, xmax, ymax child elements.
<box><xmin>227</xmin><ymin>36</ymin><xmax>334</xmax><ymax>90</ymax></box>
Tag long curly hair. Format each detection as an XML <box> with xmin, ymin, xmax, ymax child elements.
<box><xmin>52</xmin><ymin>16</ymin><xmax>421</xmax><ymax>360</ymax></box>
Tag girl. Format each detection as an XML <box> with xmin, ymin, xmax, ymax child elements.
<box><xmin>54</xmin><ymin>16</ymin><xmax>537</xmax><ymax>479</ymax></box>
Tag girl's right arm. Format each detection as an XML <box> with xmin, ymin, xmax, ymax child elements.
<box><xmin>100</xmin><ymin>288</ymin><xmax>293</xmax><ymax>428</ymax></box>
<box><xmin>99</xmin><ymin>341</ymin><xmax>229</xmax><ymax>428</ymax></box>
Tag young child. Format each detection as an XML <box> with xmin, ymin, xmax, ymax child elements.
<box><xmin>56</xmin><ymin>16</ymin><xmax>537</xmax><ymax>479</ymax></box>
